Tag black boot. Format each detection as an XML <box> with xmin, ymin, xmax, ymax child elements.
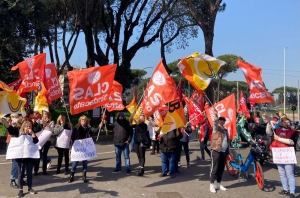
<box><xmin>137</xmin><ymin>168</ymin><xmax>144</xmax><ymax>176</ymax></box>
<box><xmin>82</xmin><ymin>171</ymin><xmax>88</xmax><ymax>183</ymax></box>
<box><xmin>68</xmin><ymin>172</ymin><xmax>75</xmax><ymax>183</ymax></box>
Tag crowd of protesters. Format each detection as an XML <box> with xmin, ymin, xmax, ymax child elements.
<box><xmin>1</xmin><ymin>107</ymin><xmax>299</xmax><ymax>198</ymax></box>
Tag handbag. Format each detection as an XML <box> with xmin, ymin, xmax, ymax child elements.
<box><xmin>138</xmin><ymin>133</ymin><xmax>150</xmax><ymax>148</ymax></box>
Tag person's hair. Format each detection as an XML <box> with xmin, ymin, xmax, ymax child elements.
<box><xmin>26</xmin><ymin>109</ymin><xmax>34</xmax><ymax>117</ymax></box>
<box><xmin>56</xmin><ymin>114</ymin><xmax>66</xmax><ymax>125</ymax></box>
<box><xmin>281</xmin><ymin>117</ymin><xmax>289</xmax><ymax>123</ymax></box>
<box><xmin>19</xmin><ymin>121</ymin><xmax>32</xmax><ymax>135</ymax></box>
<box><xmin>41</xmin><ymin>111</ymin><xmax>52</xmax><ymax>125</ymax></box>
<box><xmin>10</xmin><ymin>113</ymin><xmax>18</xmax><ymax>119</ymax></box>
<box><xmin>75</xmin><ymin>115</ymin><xmax>91</xmax><ymax>128</ymax></box>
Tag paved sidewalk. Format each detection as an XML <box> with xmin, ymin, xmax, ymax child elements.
<box><xmin>0</xmin><ymin>141</ymin><xmax>299</xmax><ymax>198</ymax></box>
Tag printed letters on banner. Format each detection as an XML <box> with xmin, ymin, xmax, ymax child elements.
<box><xmin>272</xmin><ymin>147</ymin><xmax>297</xmax><ymax>164</ymax></box>
<box><xmin>44</xmin><ymin>63</ymin><xmax>62</xmax><ymax>103</ymax></box>
<box><xmin>205</xmin><ymin>94</ymin><xmax>237</xmax><ymax>140</ymax></box>
<box><xmin>71</xmin><ymin>137</ymin><xmax>97</xmax><ymax>161</ymax></box>
<box><xmin>67</xmin><ymin>64</ymin><xmax>117</xmax><ymax>115</ymax></box>
<box><xmin>104</xmin><ymin>80</ymin><xmax>124</xmax><ymax>112</ymax></box>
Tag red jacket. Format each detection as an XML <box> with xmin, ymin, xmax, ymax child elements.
<box><xmin>199</xmin><ymin>122</ymin><xmax>212</xmax><ymax>140</ymax></box>
<box><xmin>270</xmin><ymin>127</ymin><xmax>297</xmax><ymax>150</ymax></box>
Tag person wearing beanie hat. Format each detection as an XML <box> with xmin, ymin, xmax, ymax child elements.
<box><xmin>101</xmin><ymin>112</ymin><xmax>132</xmax><ymax>175</ymax></box>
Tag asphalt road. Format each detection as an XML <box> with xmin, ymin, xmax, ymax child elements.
<box><xmin>0</xmin><ymin>140</ymin><xmax>299</xmax><ymax>198</ymax></box>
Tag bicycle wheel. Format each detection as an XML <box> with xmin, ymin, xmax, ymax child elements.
<box><xmin>255</xmin><ymin>161</ymin><xmax>264</xmax><ymax>190</ymax></box>
<box><xmin>225</xmin><ymin>150</ymin><xmax>238</xmax><ymax>176</ymax></box>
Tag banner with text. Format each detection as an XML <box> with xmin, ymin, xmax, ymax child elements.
<box><xmin>272</xmin><ymin>147</ymin><xmax>297</xmax><ymax>164</ymax></box>
<box><xmin>6</xmin><ymin>136</ymin><xmax>40</xmax><ymax>159</ymax></box>
<box><xmin>56</xmin><ymin>129</ymin><xmax>72</xmax><ymax>149</ymax></box>
<box><xmin>71</xmin><ymin>137</ymin><xmax>97</xmax><ymax>161</ymax></box>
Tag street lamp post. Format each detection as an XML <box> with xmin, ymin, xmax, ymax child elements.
<box><xmin>283</xmin><ymin>47</ymin><xmax>288</xmax><ymax>114</ymax></box>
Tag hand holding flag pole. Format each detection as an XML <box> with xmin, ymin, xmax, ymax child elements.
<box><xmin>97</xmin><ymin>107</ymin><xmax>107</xmax><ymax>141</ymax></box>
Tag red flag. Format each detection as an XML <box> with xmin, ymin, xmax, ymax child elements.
<box><xmin>177</xmin><ymin>80</ymin><xmax>183</xmax><ymax>102</ymax></box>
<box><xmin>190</xmin><ymin>90</ymin><xmax>204</xmax><ymax>111</ymax></box>
<box><xmin>7</xmin><ymin>79</ymin><xmax>29</xmax><ymax>107</ymax></box>
<box><xmin>141</xmin><ymin>59</ymin><xmax>178</xmax><ymax>116</ymax></box>
<box><xmin>104</xmin><ymin>80</ymin><xmax>125</xmax><ymax>112</ymax></box>
<box><xmin>205</xmin><ymin>94</ymin><xmax>237</xmax><ymax>140</ymax></box>
<box><xmin>183</xmin><ymin>94</ymin><xmax>204</xmax><ymax>129</ymax></box>
<box><xmin>11</xmin><ymin>53</ymin><xmax>46</xmax><ymax>94</ymax></box>
<box><xmin>237</xmin><ymin>59</ymin><xmax>274</xmax><ymax>103</ymax></box>
<box><xmin>67</xmin><ymin>64</ymin><xmax>117</xmax><ymax>115</ymax></box>
<box><xmin>44</xmin><ymin>63</ymin><xmax>62</xmax><ymax>104</ymax></box>
<box><xmin>238</xmin><ymin>90</ymin><xmax>250</xmax><ymax>118</ymax></box>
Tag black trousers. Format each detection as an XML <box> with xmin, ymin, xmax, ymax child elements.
<box><xmin>178</xmin><ymin>141</ymin><xmax>190</xmax><ymax>163</ymax></box>
<box><xmin>16</xmin><ymin>159</ymin><xmax>34</xmax><ymax>190</ymax></box>
<box><xmin>200</xmin><ymin>138</ymin><xmax>211</xmax><ymax>159</ymax></box>
<box><xmin>56</xmin><ymin>147</ymin><xmax>69</xmax><ymax>172</ymax></box>
<box><xmin>151</xmin><ymin>140</ymin><xmax>159</xmax><ymax>153</ymax></box>
<box><xmin>210</xmin><ymin>150</ymin><xmax>226</xmax><ymax>183</ymax></box>
<box><xmin>34</xmin><ymin>141</ymin><xmax>51</xmax><ymax>173</ymax></box>
<box><xmin>135</xmin><ymin>145</ymin><xmax>146</xmax><ymax>167</ymax></box>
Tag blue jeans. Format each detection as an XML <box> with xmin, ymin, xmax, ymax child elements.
<box><xmin>11</xmin><ymin>159</ymin><xmax>18</xmax><ymax>179</ymax></box>
<box><xmin>71</xmin><ymin>160</ymin><xmax>87</xmax><ymax>172</ymax></box>
<box><xmin>277</xmin><ymin>164</ymin><xmax>295</xmax><ymax>194</ymax></box>
<box><xmin>161</xmin><ymin>152</ymin><xmax>176</xmax><ymax>175</ymax></box>
<box><xmin>115</xmin><ymin>144</ymin><xmax>130</xmax><ymax>171</ymax></box>
<box><xmin>131</xmin><ymin>129</ymin><xmax>135</xmax><ymax>150</ymax></box>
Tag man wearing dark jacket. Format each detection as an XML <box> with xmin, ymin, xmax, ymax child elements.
<box><xmin>102</xmin><ymin>112</ymin><xmax>132</xmax><ymax>174</ymax></box>
<box><xmin>159</xmin><ymin>128</ymin><xmax>183</xmax><ymax>179</ymax></box>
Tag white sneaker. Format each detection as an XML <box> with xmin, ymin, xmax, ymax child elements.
<box><xmin>47</xmin><ymin>160</ymin><xmax>52</xmax><ymax>170</ymax></box>
<box><xmin>216</xmin><ymin>183</ymin><xmax>227</xmax><ymax>191</ymax></box>
<box><xmin>210</xmin><ymin>183</ymin><xmax>216</xmax><ymax>193</ymax></box>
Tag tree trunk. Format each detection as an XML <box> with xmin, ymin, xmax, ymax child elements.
<box><xmin>46</xmin><ymin>34</ymin><xmax>54</xmax><ymax>63</ymax></box>
<box><xmin>203</xmin><ymin>30</ymin><xmax>214</xmax><ymax>103</ymax></box>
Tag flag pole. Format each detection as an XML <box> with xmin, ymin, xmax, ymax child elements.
<box><xmin>97</xmin><ymin>107</ymin><xmax>107</xmax><ymax>141</ymax></box>
<box><xmin>61</xmin><ymin>98</ymin><xmax>71</xmax><ymax>126</ymax></box>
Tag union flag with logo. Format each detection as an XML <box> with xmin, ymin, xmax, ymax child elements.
<box><xmin>104</xmin><ymin>80</ymin><xmax>124</xmax><ymax>112</ymax></box>
<box><xmin>205</xmin><ymin>94</ymin><xmax>237</xmax><ymax>140</ymax></box>
<box><xmin>11</xmin><ymin>53</ymin><xmax>46</xmax><ymax>94</ymax></box>
<box><xmin>0</xmin><ymin>81</ymin><xmax>27</xmax><ymax>117</ymax></box>
<box><xmin>141</xmin><ymin>59</ymin><xmax>178</xmax><ymax>117</ymax></box>
<box><xmin>177</xmin><ymin>52</ymin><xmax>225</xmax><ymax>91</ymax></box>
<box><xmin>44</xmin><ymin>63</ymin><xmax>62</xmax><ymax>104</ymax></box>
<box><xmin>238</xmin><ymin>90</ymin><xmax>250</xmax><ymax>118</ymax></box>
<box><xmin>161</xmin><ymin>101</ymin><xmax>186</xmax><ymax>133</ymax></box>
<box><xmin>237</xmin><ymin>59</ymin><xmax>274</xmax><ymax>103</ymax></box>
<box><xmin>67</xmin><ymin>64</ymin><xmax>117</xmax><ymax>115</ymax></box>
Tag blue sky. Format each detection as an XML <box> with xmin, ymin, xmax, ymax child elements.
<box><xmin>47</xmin><ymin>0</ymin><xmax>300</xmax><ymax>92</ymax></box>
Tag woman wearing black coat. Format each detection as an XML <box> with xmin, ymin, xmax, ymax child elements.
<box><xmin>129</xmin><ymin>114</ymin><xmax>150</xmax><ymax>176</ymax></box>
<box><xmin>68</xmin><ymin>115</ymin><xmax>100</xmax><ymax>183</ymax></box>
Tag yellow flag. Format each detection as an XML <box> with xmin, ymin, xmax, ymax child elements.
<box><xmin>177</xmin><ymin>52</ymin><xmax>225</xmax><ymax>91</ymax></box>
<box><xmin>34</xmin><ymin>82</ymin><xmax>49</xmax><ymax>114</ymax></box>
<box><xmin>0</xmin><ymin>91</ymin><xmax>27</xmax><ymax>117</ymax></box>
<box><xmin>161</xmin><ymin>101</ymin><xmax>186</xmax><ymax>133</ymax></box>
